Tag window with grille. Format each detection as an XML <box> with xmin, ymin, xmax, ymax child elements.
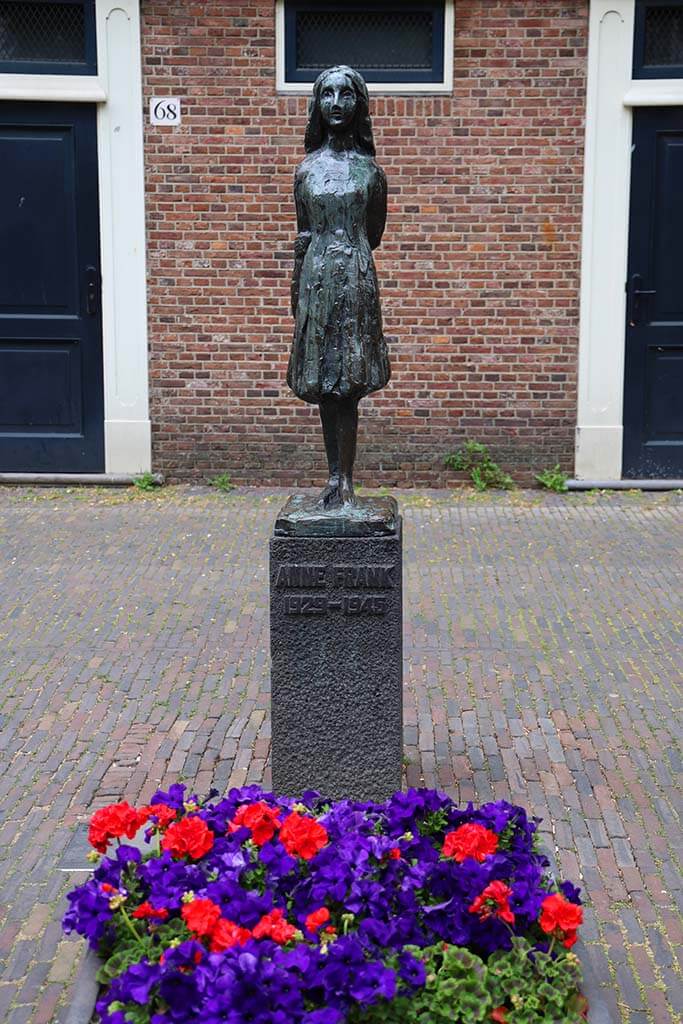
<box><xmin>0</xmin><ymin>0</ymin><xmax>96</xmax><ymax>74</ymax></box>
<box><xmin>633</xmin><ymin>1</ymin><xmax>683</xmax><ymax>78</ymax></box>
<box><xmin>283</xmin><ymin>1</ymin><xmax>447</xmax><ymax>85</ymax></box>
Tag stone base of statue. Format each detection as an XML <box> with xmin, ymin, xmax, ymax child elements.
<box><xmin>270</xmin><ymin>495</ymin><xmax>402</xmax><ymax>801</ymax></box>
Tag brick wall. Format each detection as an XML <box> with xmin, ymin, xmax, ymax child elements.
<box><xmin>141</xmin><ymin>1</ymin><xmax>588</xmax><ymax>486</ymax></box>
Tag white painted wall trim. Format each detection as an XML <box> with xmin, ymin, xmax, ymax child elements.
<box><xmin>623</xmin><ymin>78</ymin><xmax>683</xmax><ymax>105</ymax></box>
<box><xmin>275</xmin><ymin>0</ymin><xmax>455</xmax><ymax>95</ymax></box>
<box><xmin>97</xmin><ymin>1</ymin><xmax>151</xmax><ymax>474</ymax></box>
<box><xmin>0</xmin><ymin>73</ymin><xmax>106</xmax><ymax>101</ymax></box>
<box><xmin>0</xmin><ymin>3</ymin><xmax>150</xmax><ymax>475</ymax></box>
<box><xmin>575</xmin><ymin>1</ymin><xmax>636</xmax><ymax>480</ymax></box>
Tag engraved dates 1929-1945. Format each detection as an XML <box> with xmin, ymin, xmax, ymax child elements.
<box><xmin>283</xmin><ymin>594</ymin><xmax>387</xmax><ymax>616</ymax></box>
<box><xmin>276</xmin><ymin>562</ymin><xmax>396</xmax><ymax>617</ymax></box>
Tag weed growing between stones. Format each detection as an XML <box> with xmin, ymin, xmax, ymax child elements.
<box><xmin>444</xmin><ymin>442</ymin><xmax>514</xmax><ymax>491</ymax></box>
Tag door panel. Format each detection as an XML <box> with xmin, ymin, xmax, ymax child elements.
<box><xmin>0</xmin><ymin>103</ymin><xmax>103</xmax><ymax>472</ymax></box>
<box><xmin>0</xmin><ymin>341</ymin><xmax>81</xmax><ymax>429</ymax></box>
<box><xmin>623</xmin><ymin>107</ymin><xmax>683</xmax><ymax>477</ymax></box>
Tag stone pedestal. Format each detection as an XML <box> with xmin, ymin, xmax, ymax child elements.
<box><xmin>270</xmin><ymin>498</ymin><xmax>402</xmax><ymax>801</ymax></box>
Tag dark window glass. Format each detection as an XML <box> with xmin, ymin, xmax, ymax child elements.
<box><xmin>284</xmin><ymin>2</ymin><xmax>446</xmax><ymax>84</ymax></box>
<box><xmin>644</xmin><ymin>5</ymin><xmax>683</xmax><ymax>64</ymax></box>
<box><xmin>634</xmin><ymin>1</ymin><xmax>683</xmax><ymax>77</ymax></box>
<box><xmin>296</xmin><ymin>10</ymin><xmax>433</xmax><ymax>71</ymax></box>
<box><xmin>0</xmin><ymin>1</ymin><xmax>96</xmax><ymax>74</ymax></box>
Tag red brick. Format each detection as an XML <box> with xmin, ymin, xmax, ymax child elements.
<box><xmin>141</xmin><ymin>1</ymin><xmax>588</xmax><ymax>483</ymax></box>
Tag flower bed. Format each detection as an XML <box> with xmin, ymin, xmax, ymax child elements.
<box><xmin>63</xmin><ymin>785</ymin><xmax>587</xmax><ymax>1023</ymax></box>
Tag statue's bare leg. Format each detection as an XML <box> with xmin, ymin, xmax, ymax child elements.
<box><xmin>337</xmin><ymin>398</ymin><xmax>359</xmax><ymax>505</ymax></box>
<box><xmin>317</xmin><ymin>398</ymin><xmax>340</xmax><ymax>508</ymax></box>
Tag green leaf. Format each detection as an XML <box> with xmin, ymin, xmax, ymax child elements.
<box><xmin>96</xmin><ymin>946</ymin><xmax>145</xmax><ymax>983</ymax></box>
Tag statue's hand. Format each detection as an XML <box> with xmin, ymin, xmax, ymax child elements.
<box><xmin>291</xmin><ymin>232</ymin><xmax>311</xmax><ymax>317</ymax></box>
<box><xmin>294</xmin><ymin>231</ymin><xmax>311</xmax><ymax>258</ymax></box>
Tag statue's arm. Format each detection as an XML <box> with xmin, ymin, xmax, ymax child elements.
<box><xmin>367</xmin><ymin>164</ymin><xmax>387</xmax><ymax>251</ymax></box>
<box><xmin>291</xmin><ymin>170</ymin><xmax>311</xmax><ymax>317</ymax></box>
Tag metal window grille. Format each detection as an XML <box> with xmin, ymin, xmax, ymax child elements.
<box><xmin>644</xmin><ymin>5</ymin><xmax>683</xmax><ymax>64</ymax></box>
<box><xmin>284</xmin><ymin>2</ymin><xmax>446</xmax><ymax>84</ymax></box>
<box><xmin>634</xmin><ymin>1</ymin><xmax>683</xmax><ymax>77</ymax></box>
<box><xmin>0</xmin><ymin>1</ymin><xmax>96</xmax><ymax>73</ymax></box>
<box><xmin>296</xmin><ymin>10</ymin><xmax>433</xmax><ymax>71</ymax></box>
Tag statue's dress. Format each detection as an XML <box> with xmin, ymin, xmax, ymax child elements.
<box><xmin>287</xmin><ymin>148</ymin><xmax>390</xmax><ymax>404</ymax></box>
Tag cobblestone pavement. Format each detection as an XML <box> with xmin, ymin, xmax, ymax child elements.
<box><xmin>0</xmin><ymin>485</ymin><xmax>681</xmax><ymax>1023</ymax></box>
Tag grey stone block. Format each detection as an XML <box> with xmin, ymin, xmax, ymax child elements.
<box><xmin>62</xmin><ymin>947</ymin><xmax>100</xmax><ymax>1024</ymax></box>
<box><xmin>270</xmin><ymin>519</ymin><xmax>403</xmax><ymax>801</ymax></box>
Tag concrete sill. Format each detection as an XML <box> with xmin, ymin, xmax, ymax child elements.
<box><xmin>567</xmin><ymin>479</ymin><xmax>683</xmax><ymax>491</ymax></box>
<box><xmin>0</xmin><ymin>473</ymin><xmax>164</xmax><ymax>487</ymax></box>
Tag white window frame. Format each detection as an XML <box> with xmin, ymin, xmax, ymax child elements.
<box><xmin>0</xmin><ymin>0</ymin><xmax>151</xmax><ymax>475</ymax></box>
<box><xmin>275</xmin><ymin>0</ymin><xmax>454</xmax><ymax>94</ymax></box>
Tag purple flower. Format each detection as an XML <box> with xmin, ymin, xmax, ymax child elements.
<box><xmin>303</xmin><ymin>1011</ymin><xmax>344</xmax><ymax>1024</ymax></box>
<box><xmin>122</xmin><ymin>959</ymin><xmax>161</xmax><ymax>1004</ymax></box>
<box><xmin>150</xmin><ymin>782</ymin><xmax>188</xmax><ymax>810</ymax></box>
<box><xmin>159</xmin><ymin>972</ymin><xmax>198</xmax><ymax>1017</ymax></box>
<box><xmin>349</xmin><ymin>962</ymin><xmax>396</xmax><ymax>1004</ymax></box>
<box><xmin>62</xmin><ymin>879</ymin><xmax>114</xmax><ymax>948</ymax></box>
<box><xmin>560</xmin><ymin>879</ymin><xmax>583</xmax><ymax>904</ymax></box>
<box><xmin>398</xmin><ymin>950</ymin><xmax>427</xmax><ymax>989</ymax></box>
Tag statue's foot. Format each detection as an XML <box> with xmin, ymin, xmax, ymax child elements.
<box><xmin>317</xmin><ymin>477</ymin><xmax>341</xmax><ymax>509</ymax></box>
<box><xmin>339</xmin><ymin>477</ymin><xmax>356</xmax><ymax>506</ymax></box>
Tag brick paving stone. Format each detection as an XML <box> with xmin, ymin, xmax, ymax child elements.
<box><xmin>0</xmin><ymin>485</ymin><xmax>681</xmax><ymax>1023</ymax></box>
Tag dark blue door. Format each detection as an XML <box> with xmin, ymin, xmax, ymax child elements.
<box><xmin>623</xmin><ymin>107</ymin><xmax>683</xmax><ymax>478</ymax></box>
<box><xmin>0</xmin><ymin>102</ymin><xmax>103</xmax><ymax>472</ymax></box>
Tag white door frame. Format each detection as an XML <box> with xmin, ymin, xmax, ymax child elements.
<box><xmin>0</xmin><ymin>0</ymin><xmax>151</xmax><ymax>474</ymax></box>
<box><xmin>576</xmin><ymin>0</ymin><xmax>683</xmax><ymax>479</ymax></box>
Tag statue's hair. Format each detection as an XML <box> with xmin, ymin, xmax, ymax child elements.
<box><xmin>304</xmin><ymin>65</ymin><xmax>376</xmax><ymax>156</ymax></box>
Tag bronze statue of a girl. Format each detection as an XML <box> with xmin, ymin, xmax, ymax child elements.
<box><xmin>288</xmin><ymin>66</ymin><xmax>390</xmax><ymax>510</ymax></box>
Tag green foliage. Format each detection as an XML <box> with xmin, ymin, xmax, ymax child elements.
<box><xmin>419</xmin><ymin>808</ymin><xmax>449</xmax><ymax>839</ymax></box>
<box><xmin>535</xmin><ymin>464</ymin><xmax>569</xmax><ymax>493</ymax></box>
<box><xmin>496</xmin><ymin>814</ymin><xmax>519</xmax><ymax>851</ymax></box>
<box><xmin>444</xmin><ymin>441</ymin><xmax>514</xmax><ymax>491</ymax></box>
<box><xmin>96</xmin><ymin>945</ymin><xmax>147</xmax><ymax>985</ymax></box>
<box><xmin>242</xmin><ymin>842</ymin><xmax>267</xmax><ymax>894</ymax></box>
<box><xmin>487</xmin><ymin>937</ymin><xmax>587</xmax><ymax>1023</ymax></box>
<box><xmin>209</xmin><ymin>472</ymin><xmax>234</xmax><ymax>493</ymax></box>
<box><xmin>351</xmin><ymin>938</ymin><xmax>586</xmax><ymax>1024</ymax></box>
<box><xmin>133</xmin><ymin>471</ymin><xmax>160</xmax><ymax>492</ymax></box>
<box><xmin>108</xmin><ymin>1003</ymin><xmax>149</xmax><ymax>1024</ymax></box>
<box><xmin>96</xmin><ymin>919</ymin><xmax>156</xmax><ymax>985</ymax></box>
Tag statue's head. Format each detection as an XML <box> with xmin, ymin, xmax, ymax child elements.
<box><xmin>304</xmin><ymin>65</ymin><xmax>375</xmax><ymax>156</ymax></box>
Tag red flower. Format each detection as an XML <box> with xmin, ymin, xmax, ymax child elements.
<box><xmin>491</xmin><ymin>1008</ymin><xmax>508</xmax><ymax>1023</ymax></box>
<box><xmin>252</xmin><ymin>908</ymin><xmax>298</xmax><ymax>945</ymax></box>
<box><xmin>142</xmin><ymin>803</ymin><xmax>177</xmax><ymax>829</ymax></box>
<box><xmin>132</xmin><ymin>902</ymin><xmax>169</xmax><ymax>921</ymax></box>
<box><xmin>229</xmin><ymin>801</ymin><xmax>281</xmax><ymax>846</ymax></box>
<box><xmin>279</xmin><ymin>812</ymin><xmax>329</xmax><ymax>860</ymax></box>
<box><xmin>304</xmin><ymin>907</ymin><xmax>330</xmax><ymax>933</ymax></box>
<box><xmin>468</xmin><ymin>881</ymin><xmax>515</xmax><ymax>924</ymax></box>
<box><xmin>442</xmin><ymin>823</ymin><xmax>499</xmax><ymax>863</ymax></box>
<box><xmin>181</xmin><ymin>898</ymin><xmax>222</xmax><ymax>936</ymax></box>
<box><xmin>539</xmin><ymin>893</ymin><xmax>583</xmax><ymax>948</ymax></box>
<box><xmin>162</xmin><ymin>816</ymin><xmax>214</xmax><ymax>860</ymax></box>
<box><xmin>88</xmin><ymin>802</ymin><xmax>146</xmax><ymax>853</ymax></box>
<box><xmin>388</xmin><ymin>847</ymin><xmax>401</xmax><ymax>860</ymax></box>
<box><xmin>209</xmin><ymin>918</ymin><xmax>252</xmax><ymax>952</ymax></box>
<box><xmin>101</xmin><ymin>883</ymin><xmax>117</xmax><ymax>894</ymax></box>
